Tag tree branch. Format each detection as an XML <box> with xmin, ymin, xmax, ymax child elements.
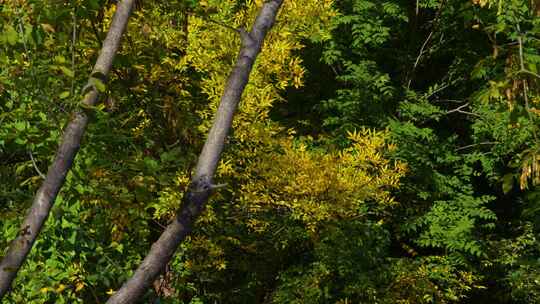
<box><xmin>519</xmin><ymin>68</ymin><xmax>540</xmax><ymax>79</ymax></box>
<box><xmin>105</xmin><ymin>1</ymin><xmax>284</xmax><ymax>303</ymax></box>
<box><xmin>28</xmin><ymin>151</ymin><xmax>46</xmax><ymax>179</ymax></box>
<box><xmin>0</xmin><ymin>0</ymin><xmax>135</xmax><ymax>298</ymax></box>
<box><xmin>71</xmin><ymin>10</ymin><xmax>77</xmax><ymax>97</ymax></box>
<box><xmin>516</xmin><ymin>27</ymin><xmax>539</xmax><ymax>141</ymax></box>
<box><xmin>445</xmin><ymin>102</ymin><xmax>482</xmax><ymax>118</ymax></box>
<box><xmin>434</xmin><ymin>99</ymin><xmax>467</xmax><ymax>103</ymax></box>
<box><xmin>407</xmin><ymin>0</ymin><xmax>447</xmax><ymax>89</ymax></box>
<box><xmin>90</xmin><ymin>17</ymin><xmax>104</xmax><ymax>47</ymax></box>
<box><xmin>455</xmin><ymin>141</ymin><xmax>499</xmax><ymax>151</ymax></box>
<box><xmin>193</xmin><ymin>12</ymin><xmax>239</xmax><ymax>33</ymax></box>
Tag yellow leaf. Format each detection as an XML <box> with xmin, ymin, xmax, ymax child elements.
<box><xmin>56</xmin><ymin>284</ymin><xmax>66</xmax><ymax>293</ymax></box>
<box><xmin>41</xmin><ymin>23</ymin><xmax>55</xmax><ymax>33</ymax></box>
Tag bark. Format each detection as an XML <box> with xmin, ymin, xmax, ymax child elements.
<box><xmin>105</xmin><ymin>1</ymin><xmax>284</xmax><ymax>303</ymax></box>
<box><xmin>0</xmin><ymin>0</ymin><xmax>135</xmax><ymax>298</ymax></box>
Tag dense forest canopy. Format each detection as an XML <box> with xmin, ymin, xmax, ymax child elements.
<box><xmin>0</xmin><ymin>0</ymin><xmax>539</xmax><ymax>303</ymax></box>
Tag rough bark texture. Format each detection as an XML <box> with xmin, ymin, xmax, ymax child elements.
<box><xmin>0</xmin><ymin>0</ymin><xmax>135</xmax><ymax>298</ymax></box>
<box><xmin>105</xmin><ymin>1</ymin><xmax>284</xmax><ymax>303</ymax></box>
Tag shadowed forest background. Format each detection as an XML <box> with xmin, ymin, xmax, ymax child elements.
<box><xmin>1</xmin><ymin>0</ymin><xmax>539</xmax><ymax>303</ymax></box>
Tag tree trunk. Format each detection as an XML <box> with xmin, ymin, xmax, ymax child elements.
<box><xmin>0</xmin><ymin>0</ymin><xmax>135</xmax><ymax>298</ymax></box>
<box><xmin>105</xmin><ymin>1</ymin><xmax>284</xmax><ymax>303</ymax></box>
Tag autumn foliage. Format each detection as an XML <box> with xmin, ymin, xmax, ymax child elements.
<box><xmin>1</xmin><ymin>0</ymin><xmax>539</xmax><ymax>303</ymax></box>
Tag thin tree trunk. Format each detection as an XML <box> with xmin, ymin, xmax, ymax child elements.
<box><xmin>105</xmin><ymin>1</ymin><xmax>284</xmax><ymax>303</ymax></box>
<box><xmin>0</xmin><ymin>0</ymin><xmax>135</xmax><ymax>298</ymax></box>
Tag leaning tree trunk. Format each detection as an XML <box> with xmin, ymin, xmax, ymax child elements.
<box><xmin>105</xmin><ymin>1</ymin><xmax>284</xmax><ymax>303</ymax></box>
<box><xmin>0</xmin><ymin>0</ymin><xmax>135</xmax><ymax>298</ymax></box>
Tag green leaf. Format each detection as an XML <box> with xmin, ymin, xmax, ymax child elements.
<box><xmin>14</xmin><ymin>121</ymin><xmax>26</xmax><ymax>131</ymax></box>
<box><xmin>14</xmin><ymin>137</ymin><xmax>27</xmax><ymax>145</ymax></box>
<box><xmin>61</xmin><ymin>218</ymin><xmax>72</xmax><ymax>229</ymax></box>
<box><xmin>59</xmin><ymin>91</ymin><xmax>70</xmax><ymax>99</ymax></box>
<box><xmin>59</xmin><ymin>66</ymin><xmax>74</xmax><ymax>78</ymax></box>
<box><xmin>75</xmin><ymin>184</ymin><xmax>85</xmax><ymax>194</ymax></box>
<box><xmin>54</xmin><ymin>55</ymin><xmax>67</xmax><ymax>64</ymax></box>
<box><xmin>79</xmin><ymin>102</ymin><xmax>105</xmax><ymax>113</ymax></box>
<box><xmin>4</xmin><ymin>25</ymin><xmax>18</xmax><ymax>45</ymax></box>
<box><xmin>90</xmin><ymin>78</ymin><xmax>106</xmax><ymax>92</ymax></box>
<box><xmin>15</xmin><ymin>163</ymin><xmax>30</xmax><ymax>175</ymax></box>
<box><xmin>38</xmin><ymin>112</ymin><xmax>47</xmax><ymax>121</ymax></box>
<box><xmin>143</xmin><ymin>157</ymin><xmax>160</xmax><ymax>173</ymax></box>
<box><xmin>68</xmin><ymin>231</ymin><xmax>77</xmax><ymax>244</ymax></box>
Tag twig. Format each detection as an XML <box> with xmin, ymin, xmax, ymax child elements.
<box><xmin>455</xmin><ymin>141</ymin><xmax>499</xmax><ymax>151</ymax></box>
<box><xmin>516</xmin><ymin>27</ymin><xmax>539</xmax><ymax>141</ymax></box>
<box><xmin>329</xmin><ymin>64</ymin><xmax>339</xmax><ymax>76</ymax></box>
<box><xmin>412</xmin><ymin>31</ymin><xmax>433</xmax><ymax>74</ymax></box>
<box><xmin>407</xmin><ymin>31</ymin><xmax>433</xmax><ymax>89</ymax></box>
<box><xmin>424</xmin><ymin>82</ymin><xmax>450</xmax><ymax>99</ymax></box>
<box><xmin>71</xmin><ymin>11</ymin><xmax>77</xmax><ymax>96</ymax></box>
<box><xmin>517</xmin><ymin>32</ymin><xmax>525</xmax><ymax>71</ymax></box>
<box><xmin>90</xmin><ymin>17</ymin><xmax>104</xmax><ymax>46</ymax></box>
<box><xmin>208</xmin><ymin>183</ymin><xmax>228</xmax><ymax>191</ymax></box>
<box><xmin>189</xmin><ymin>12</ymin><xmax>239</xmax><ymax>33</ymax></box>
<box><xmin>86</xmin><ymin>282</ymin><xmax>101</xmax><ymax>304</ymax></box>
<box><xmin>152</xmin><ymin>219</ymin><xmax>167</xmax><ymax>230</ymax></box>
<box><xmin>17</xmin><ymin>19</ymin><xmax>29</xmax><ymax>60</ymax></box>
<box><xmin>17</xmin><ymin>15</ymin><xmax>44</xmax><ymax>101</ymax></box>
<box><xmin>518</xmin><ymin>69</ymin><xmax>540</xmax><ymax>79</ymax></box>
<box><xmin>522</xmin><ymin>80</ymin><xmax>538</xmax><ymax>141</ymax></box>
<box><xmin>445</xmin><ymin>102</ymin><xmax>482</xmax><ymax>118</ymax></box>
<box><xmin>434</xmin><ymin>99</ymin><xmax>467</xmax><ymax>103</ymax></box>
<box><xmin>28</xmin><ymin>151</ymin><xmax>46</xmax><ymax>179</ymax></box>
<box><xmin>407</xmin><ymin>0</ymin><xmax>447</xmax><ymax>89</ymax></box>
<box><xmin>165</xmin><ymin>139</ymin><xmax>180</xmax><ymax>149</ymax></box>
<box><xmin>272</xmin><ymin>225</ymin><xmax>286</xmax><ymax>236</ymax></box>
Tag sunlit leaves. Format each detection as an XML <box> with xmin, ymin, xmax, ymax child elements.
<box><xmin>238</xmin><ymin>130</ymin><xmax>405</xmax><ymax>231</ymax></box>
<box><xmin>1</xmin><ymin>25</ymin><xmax>19</xmax><ymax>46</ymax></box>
